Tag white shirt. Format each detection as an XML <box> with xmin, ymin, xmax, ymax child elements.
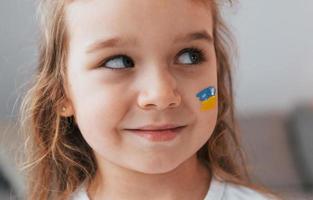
<box><xmin>70</xmin><ymin>176</ymin><xmax>276</xmax><ymax>200</ymax></box>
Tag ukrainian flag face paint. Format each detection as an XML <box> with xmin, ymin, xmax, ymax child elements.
<box><xmin>196</xmin><ymin>86</ymin><xmax>217</xmax><ymax>111</ymax></box>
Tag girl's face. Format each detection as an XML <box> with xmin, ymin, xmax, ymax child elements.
<box><xmin>64</xmin><ymin>0</ymin><xmax>217</xmax><ymax>173</ymax></box>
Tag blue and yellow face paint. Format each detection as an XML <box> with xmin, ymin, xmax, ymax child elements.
<box><xmin>196</xmin><ymin>86</ymin><xmax>217</xmax><ymax>111</ymax></box>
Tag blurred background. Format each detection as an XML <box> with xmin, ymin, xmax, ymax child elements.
<box><xmin>0</xmin><ymin>0</ymin><xmax>312</xmax><ymax>199</ymax></box>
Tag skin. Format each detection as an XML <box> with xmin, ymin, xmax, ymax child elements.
<box><xmin>62</xmin><ymin>0</ymin><xmax>218</xmax><ymax>199</ymax></box>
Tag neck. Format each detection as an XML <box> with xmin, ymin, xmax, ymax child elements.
<box><xmin>87</xmin><ymin>155</ymin><xmax>211</xmax><ymax>200</ymax></box>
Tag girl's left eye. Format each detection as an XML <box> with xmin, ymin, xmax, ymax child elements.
<box><xmin>175</xmin><ymin>47</ymin><xmax>206</xmax><ymax>65</ymax></box>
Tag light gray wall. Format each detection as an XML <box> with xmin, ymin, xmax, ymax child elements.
<box><xmin>0</xmin><ymin>0</ymin><xmax>312</xmax><ymax>120</ymax></box>
<box><xmin>226</xmin><ymin>0</ymin><xmax>313</xmax><ymax>114</ymax></box>
<box><xmin>0</xmin><ymin>0</ymin><xmax>37</xmax><ymax>121</ymax></box>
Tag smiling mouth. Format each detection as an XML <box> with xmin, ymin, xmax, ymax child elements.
<box><xmin>126</xmin><ymin>123</ymin><xmax>187</xmax><ymax>131</ymax></box>
<box><xmin>124</xmin><ymin>126</ymin><xmax>187</xmax><ymax>142</ymax></box>
<box><xmin>128</xmin><ymin>126</ymin><xmax>186</xmax><ymax>132</ymax></box>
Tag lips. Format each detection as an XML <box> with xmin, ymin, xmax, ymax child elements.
<box><xmin>129</xmin><ymin>126</ymin><xmax>184</xmax><ymax>132</ymax></box>
<box><xmin>127</xmin><ymin>124</ymin><xmax>186</xmax><ymax>131</ymax></box>
<box><xmin>124</xmin><ymin>125</ymin><xmax>187</xmax><ymax>142</ymax></box>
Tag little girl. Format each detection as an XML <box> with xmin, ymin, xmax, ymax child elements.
<box><xmin>19</xmin><ymin>0</ymin><xmax>279</xmax><ymax>199</ymax></box>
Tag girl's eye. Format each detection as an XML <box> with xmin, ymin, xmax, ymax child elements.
<box><xmin>98</xmin><ymin>47</ymin><xmax>205</xmax><ymax>70</ymax></box>
<box><xmin>99</xmin><ymin>55</ymin><xmax>134</xmax><ymax>70</ymax></box>
<box><xmin>176</xmin><ymin>47</ymin><xmax>205</xmax><ymax>65</ymax></box>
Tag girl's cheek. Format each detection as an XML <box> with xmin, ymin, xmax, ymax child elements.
<box><xmin>74</xmin><ymin>89</ymin><xmax>126</xmax><ymax>137</ymax></box>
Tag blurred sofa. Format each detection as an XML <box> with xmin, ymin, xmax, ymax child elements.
<box><xmin>238</xmin><ymin>104</ymin><xmax>313</xmax><ymax>199</ymax></box>
<box><xmin>0</xmin><ymin>120</ymin><xmax>24</xmax><ymax>200</ymax></box>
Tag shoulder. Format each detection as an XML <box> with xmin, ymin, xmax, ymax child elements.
<box><xmin>204</xmin><ymin>176</ymin><xmax>279</xmax><ymax>200</ymax></box>
<box><xmin>223</xmin><ymin>182</ymin><xmax>277</xmax><ymax>200</ymax></box>
<box><xmin>69</xmin><ymin>181</ymin><xmax>90</xmax><ymax>200</ymax></box>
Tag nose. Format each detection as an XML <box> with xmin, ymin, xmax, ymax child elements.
<box><xmin>137</xmin><ymin>67</ymin><xmax>181</xmax><ymax>110</ymax></box>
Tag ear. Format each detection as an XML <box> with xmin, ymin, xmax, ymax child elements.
<box><xmin>59</xmin><ymin>99</ymin><xmax>74</xmax><ymax>117</ymax></box>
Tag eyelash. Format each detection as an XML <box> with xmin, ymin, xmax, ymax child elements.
<box><xmin>97</xmin><ymin>47</ymin><xmax>207</xmax><ymax>70</ymax></box>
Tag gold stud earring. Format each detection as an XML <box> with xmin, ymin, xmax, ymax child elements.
<box><xmin>62</xmin><ymin>107</ymin><xmax>66</xmax><ymax>112</ymax></box>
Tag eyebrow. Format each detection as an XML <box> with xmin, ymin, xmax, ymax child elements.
<box><xmin>86</xmin><ymin>30</ymin><xmax>213</xmax><ymax>54</ymax></box>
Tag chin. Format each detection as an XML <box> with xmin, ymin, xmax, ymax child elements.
<box><xmin>129</xmin><ymin>157</ymin><xmax>184</xmax><ymax>175</ymax></box>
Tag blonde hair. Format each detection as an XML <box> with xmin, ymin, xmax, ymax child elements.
<box><xmin>19</xmin><ymin>0</ymin><xmax>278</xmax><ymax>199</ymax></box>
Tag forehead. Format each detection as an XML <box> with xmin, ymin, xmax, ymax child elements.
<box><xmin>65</xmin><ymin>0</ymin><xmax>213</xmax><ymax>49</ymax></box>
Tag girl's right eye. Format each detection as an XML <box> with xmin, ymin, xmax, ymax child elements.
<box><xmin>99</xmin><ymin>55</ymin><xmax>135</xmax><ymax>70</ymax></box>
